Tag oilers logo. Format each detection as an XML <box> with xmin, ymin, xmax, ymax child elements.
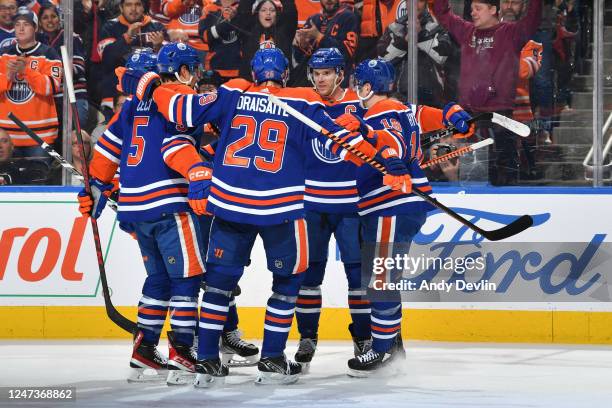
<box><xmin>311</xmin><ymin>138</ymin><xmax>342</xmax><ymax>164</ymax></box>
<box><xmin>396</xmin><ymin>0</ymin><xmax>406</xmax><ymax>21</ymax></box>
<box><xmin>0</xmin><ymin>36</ymin><xmax>16</xmax><ymax>49</ymax></box>
<box><xmin>6</xmin><ymin>78</ymin><xmax>34</xmax><ymax>104</ymax></box>
<box><xmin>179</xmin><ymin>6</ymin><xmax>201</xmax><ymax>25</ymax></box>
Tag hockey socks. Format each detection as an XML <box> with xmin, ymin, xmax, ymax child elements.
<box><xmin>295</xmin><ymin>286</ymin><xmax>322</xmax><ymax>339</ymax></box>
<box><xmin>371</xmin><ymin>303</ymin><xmax>402</xmax><ymax>353</ymax></box>
<box><xmin>138</xmin><ymin>273</ymin><xmax>172</xmax><ymax>344</ymax></box>
<box><xmin>168</xmin><ymin>276</ymin><xmax>201</xmax><ymax>346</ymax></box>
<box><xmin>225</xmin><ymin>296</ymin><xmax>239</xmax><ymax>333</ymax></box>
<box><xmin>198</xmin><ymin>289</ymin><xmax>231</xmax><ymax>360</ymax></box>
<box><xmin>345</xmin><ymin>263</ymin><xmax>371</xmax><ymax>339</ymax></box>
<box><xmin>137</xmin><ymin>296</ymin><xmax>169</xmax><ymax>345</ymax></box>
<box><xmin>262</xmin><ymin>293</ymin><xmax>297</xmax><ymax>358</ymax></box>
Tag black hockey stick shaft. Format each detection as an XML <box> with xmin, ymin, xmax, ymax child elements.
<box><xmin>8</xmin><ymin>112</ymin><xmax>118</xmax><ymax>212</ymax></box>
<box><xmin>421</xmin><ymin>111</ymin><xmax>531</xmax><ymax>147</ymax></box>
<box><xmin>420</xmin><ymin>113</ymin><xmax>491</xmax><ymax>147</ymax></box>
<box><xmin>269</xmin><ymin>95</ymin><xmax>533</xmax><ymax>241</ymax></box>
<box><xmin>61</xmin><ymin>46</ymin><xmax>136</xmax><ymax>334</ymax></box>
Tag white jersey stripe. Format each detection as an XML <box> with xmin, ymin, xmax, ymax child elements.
<box><xmin>121</xmin><ymin>178</ymin><xmax>188</xmax><ymax>194</ymax></box>
<box><xmin>305</xmin><ymin>179</ymin><xmax>357</xmax><ymax>187</ymax></box>
<box><xmin>208</xmin><ymin>196</ymin><xmax>303</xmax><ymax>216</ymax></box>
<box><xmin>212</xmin><ymin>176</ymin><xmax>304</xmax><ymax>196</ymax></box>
<box><xmin>118</xmin><ymin>197</ymin><xmax>189</xmax><ymax>212</ymax></box>
<box><xmin>175</xmin><ymin>214</ymin><xmax>190</xmax><ymax>278</ymax></box>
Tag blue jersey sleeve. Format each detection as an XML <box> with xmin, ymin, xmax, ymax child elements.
<box><xmin>152</xmin><ymin>86</ymin><xmax>224</xmax><ymax>128</ymax></box>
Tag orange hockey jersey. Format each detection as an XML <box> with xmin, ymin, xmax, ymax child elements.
<box><xmin>162</xmin><ymin>0</ymin><xmax>210</xmax><ymax>51</ymax></box>
<box><xmin>513</xmin><ymin>40</ymin><xmax>542</xmax><ymax>122</ymax></box>
<box><xmin>360</xmin><ymin>0</ymin><xmax>405</xmax><ymax>38</ymax></box>
<box><xmin>0</xmin><ymin>43</ymin><xmax>62</xmax><ymax>147</ymax></box>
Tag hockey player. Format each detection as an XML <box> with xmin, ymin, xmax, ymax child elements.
<box><xmin>334</xmin><ymin>58</ymin><xmax>474</xmax><ymax>377</ymax></box>
<box><xmin>196</xmin><ymin>142</ymin><xmax>261</xmax><ymax>368</ymax></box>
<box><xmin>293</xmin><ymin>47</ymin><xmax>371</xmax><ymax>372</ymax></box>
<box><xmin>79</xmin><ymin>44</ymin><xmax>208</xmax><ymax>385</ymax></box>
<box><xmin>121</xmin><ymin>47</ymin><xmax>403</xmax><ymax>385</ymax></box>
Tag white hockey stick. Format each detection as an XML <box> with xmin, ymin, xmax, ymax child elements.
<box><xmin>421</xmin><ymin>112</ymin><xmax>531</xmax><ymax>147</ymax></box>
<box><xmin>489</xmin><ymin>112</ymin><xmax>531</xmax><ymax>137</ymax></box>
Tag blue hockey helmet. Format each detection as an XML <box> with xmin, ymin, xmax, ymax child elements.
<box><xmin>126</xmin><ymin>48</ymin><xmax>158</xmax><ymax>72</ymax></box>
<box><xmin>308</xmin><ymin>47</ymin><xmax>345</xmax><ymax>71</ymax></box>
<box><xmin>353</xmin><ymin>58</ymin><xmax>395</xmax><ymax>94</ymax></box>
<box><xmin>157</xmin><ymin>42</ymin><xmax>200</xmax><ymax>75</ymax></box>
<box><xmin>250</xmin><ymin>48</ymin><xmax>289</xmax><ymax>85</ymax></box>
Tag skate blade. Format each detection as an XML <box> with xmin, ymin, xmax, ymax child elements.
<box><xmin>347</xmin><ymin>358</ymin><xmax>405</xmax><ymax>379</ymax></box>
<box><xmin>166</xmin><ymin>369</ymin><xmax>195</xmax><ymax>386</ymax></box>
<box><xmin>127</xmin><ymin>367</ymin><xmax>168</xmax><ymax>383</ymax></box>
<box><xmin>222</xmin><ymin>352</ymin><xmax>259</xmax><ymax>367</ymax></box>
<box><xmin>254</xmin><ymin>371</ymin><xmax>300</xmax><ymax>385</ymax></box>
<box><xmin>297</xmin><ymin>362</ymin><xmax>310</xmax><ymax>374</ymax></box>
<box><xmin>193</xmin><ymin>373</ymin><xmax>226</xmax><ymax>388</ymax></box>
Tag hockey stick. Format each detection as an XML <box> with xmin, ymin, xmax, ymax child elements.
<box><xmin>421</xmin><ymin>112</ymin><xmax>531</xmax><ymax>147</ymax></box>
<box><xmin>420</xmin><ymin>138</ymin><xmax>494</xmax><ymax>170</ymax></box>
<box><xmin>7</xmin><ymin>112</ymin><xmax>119</xmax><ymax>212</ymax></box>
<box><xmin>268</xmin><ymin>94</ymin><xmax>533</xmax><ymax>241</ymax></box>
<box><xmin>61</xmin><ymin>46</ymin><xmax>137</xmax><ymax>334</ymax></box>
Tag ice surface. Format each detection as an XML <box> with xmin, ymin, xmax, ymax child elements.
<box><xmin>1</xmin><ymin>340</ymin><xmax>611</xmax><ymax>408</ymax></box>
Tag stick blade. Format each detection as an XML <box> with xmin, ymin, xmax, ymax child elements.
<box><xmin>481</xmin><ymin>214</ymin><xmax>534</xmax><ymax>241</ymax></box>
<box><xmin>491</xmin><ymin>113</ymin><xmax>531</xmax><ymax>137</ymax></box>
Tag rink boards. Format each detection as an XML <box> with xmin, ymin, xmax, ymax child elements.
<box><xmin>1</xmin><ymin>186</ymin><xmax>612</xmax><ymax>343</ymax></box>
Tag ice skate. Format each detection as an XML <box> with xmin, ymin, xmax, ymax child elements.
<box><xmin>294</xmin><ymin>337</ymin><xmax>317</xmax><ymax>374</ymax></box>
<box><xmin>166</xmin><ymin>331</ymin><xmax>197</xmax><ymax>385</ymax></box>
<box><xmin>347</xmin><ymin>335</ymin><xmax>406</xmax><ymax>378</ymax></box>
<box><xmin>220</xmin><ymin>329</ymin><xmax>259</xmax><ymax>367</ymax></box>
<box><xmin>349</xmin><ymin>323</ymin><xmax>372</xmax><ymax>357</ymax></box>
<box><xmin>255</xmin><ymin>354</ymin><xmax>301</xmax><ymax>385</ymax></box>
<box><xmin>128</xmin><ymin>331</ymin><xmax>168</xmax><ymax>383</ymax></box>
<box><xmin>193</xmin><ymin>358</ymin><xmax>228</xmax><ymax>388</ymax></box>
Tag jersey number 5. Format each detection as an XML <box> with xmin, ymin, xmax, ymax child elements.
<box><xmin>223</xmin><ymin>115</ymin><xmax>288</xmax><ymax>173</ymax></box>
<box><xmin>127</xmin><ymin>116</ymin><xmax>148</xmax><ymax>166</ymax></box>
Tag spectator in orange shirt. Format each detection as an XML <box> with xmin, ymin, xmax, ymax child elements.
<box><xmin>162</xmin><ymin>0</ymin><xmax>208</xmax><ymax>53</ymax></box>
<box><xmin>0</xmin><ymin>7</ymin><xmax>62</xmax><ymax>160</ymax></box>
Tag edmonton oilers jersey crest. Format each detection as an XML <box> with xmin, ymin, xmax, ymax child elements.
<box><xmin>179</xmin><ymin>6</ymin><xmax>202</xmax><ymax>24</ymax></box>
<box><xmin>6</xmin><ymin>78</ymin><xmax>34</xmax><ymax>104</ymax></box>
<box><xmin>311</xmin><ymin>138</ymin><xmax>342</xmax><ymax>164</ymax></box>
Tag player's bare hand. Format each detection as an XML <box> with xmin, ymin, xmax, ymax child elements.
<box><xmin>182</xmin><ymin>0</ymin><xmax>195</xmax><ymax>7</ymax></box>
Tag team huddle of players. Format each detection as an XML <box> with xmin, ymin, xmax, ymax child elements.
<box><xmin>77</xmin><ymin>41</ymin><xmax>474</xmax><ymax>387</ymax></box>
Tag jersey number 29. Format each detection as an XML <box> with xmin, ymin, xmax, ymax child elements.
<box><xmin>223</xmin><ymin>115</ymin><xmax>288</xmax><ymax>173</ymax></box>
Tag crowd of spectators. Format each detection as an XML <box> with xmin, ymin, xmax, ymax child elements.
<box><xmin>0</xmin><ymin>0</ymin><xmax>591</xmax><ymax>186</ymax></box>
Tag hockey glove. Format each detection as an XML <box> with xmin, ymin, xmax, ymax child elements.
<box><xmin>78</xmin><ymin>178</ymin><xmax>114</xmax><ymax>218</ymax></box>
<box><xmin>121</xmin><ymin>69</ymin><xmax>161</xmax><ymax>100</ymax></box>
<box><xmin>335</xmin><ymin>113</ymin><xmax>371</xmax><ymax>137</ymax></box>
<box><xmin>442</xmin><ymin>102</ymin><xmax>475</xmax><ymax>138</ymax></box>
<box><xmin>375</xmin><ymin>147</ymin><xmax>408</xmax><ymax>175</ymax></box>
<box><xmin>187</xmin><ymin>162</ymin><xmax>213</xmax><ymax>216</ymax></box>
<box><xmin>376</xmin><ymin>147</ymin><xmax>412</xmax><ymax>193</ymax></box>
